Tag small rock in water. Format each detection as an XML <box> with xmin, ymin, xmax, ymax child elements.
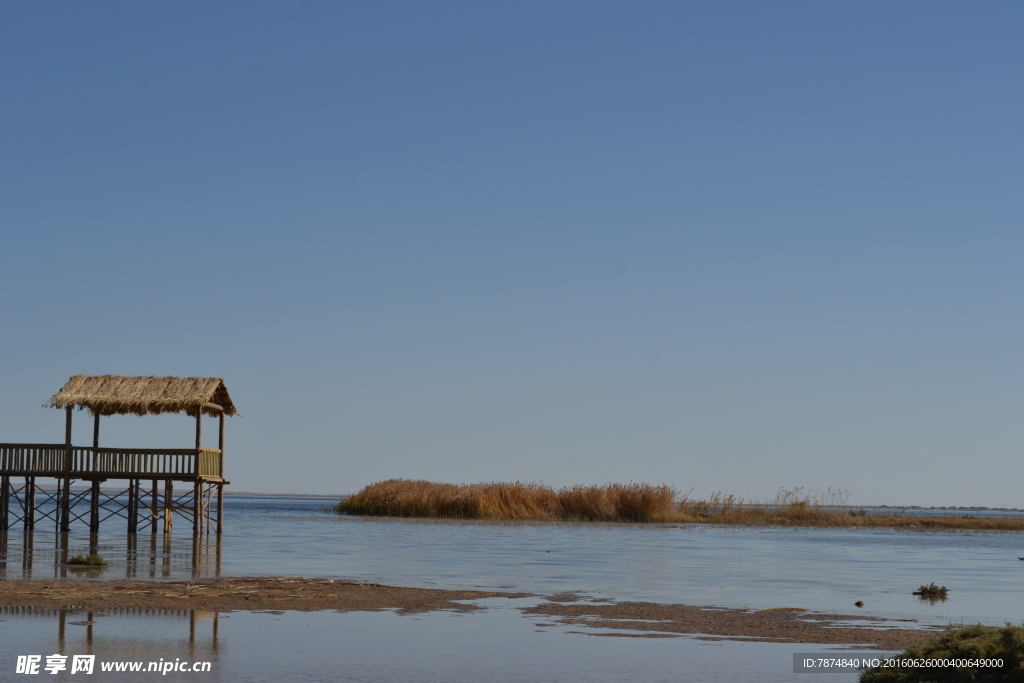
<box><xmin>854</xmin><ymin>601</ymin><xmax>864</xmax><ymax>608</ymax></box>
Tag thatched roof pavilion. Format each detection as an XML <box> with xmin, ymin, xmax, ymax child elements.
<box><xmin>49</xmin><ymin>375</ymin><xmax>237</xmax><ymax>418</ymax></box>
<box><xmin>3</xmin><ymin>375</ymin><xmax>235</xmax><ymax>537</ymax></box>
<box><xmin>0</xmin><ymin>375</ymin><xmax>240</xmax><ymax>536</ymax></box>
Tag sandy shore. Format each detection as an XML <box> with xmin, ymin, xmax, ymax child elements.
<box><xmin>0</xmin><ymin>578</ymin><xmax>939</xmax><ymax>648</ymax></box>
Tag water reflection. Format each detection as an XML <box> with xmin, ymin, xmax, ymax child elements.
<box><xmin>1</xmin><ymin>607</ymin><xmax>219</xmax><ymax>654</ymax></box>
<box><xmin>0</xmin><ymin>604</ymin><xmax>866</xmax><ymax>683</ymax></box>
<box><xmin>0</xmin><ymin>529</ymin><xmax>221</xmax><ymax>581</ymax></box>
<box><xmin>1</xmin><ymin>607</ymin><xmax>221</xmax><ymax>679</ymax></box>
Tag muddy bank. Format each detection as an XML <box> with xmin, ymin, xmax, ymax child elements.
<box><xmin>0</xmin><ymin>578</ymin><xmax>940</xmax><ymax>647</ymax></box>
<box><xmin>526</xmin><ymin>598</ymin><xmax>942</xmax><ymax>649</ymax></box>
<box><xmin>0</xmin><ymin>578</ymin><xmax>520</xmax><ymax>614</ymax></box>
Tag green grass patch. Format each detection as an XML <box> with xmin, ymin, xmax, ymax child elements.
<box><xmin>913</xmin><ymin>583</ymin><xmax>949</xmax><ymax>601</ymax></box>
<box><xmin>67</xmin><ymin>554</ymin><xmax>107</xmax><ymax>566</ymax></box>
<box><xmin>861</xmin><ymin>624</ymin><xmax>1024</xmax><ymax>682</ymax></box>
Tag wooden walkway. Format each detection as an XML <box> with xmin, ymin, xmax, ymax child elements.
<box><xmin>0</xmin><ymin>444</ymin><xmax>225</xmax><ymax>536</ymax></box>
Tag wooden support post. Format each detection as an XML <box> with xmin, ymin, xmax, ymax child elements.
<box><xmin>126</xmin><ymin>479</ymin><xmax>133</xmax><ymax>533</ymax></box>
<box><xmin>25</xmin><ymin>477</ymin><xmax>35</xmax><ymax>531</ymax></box>
<box><xmin>161</xmin><ymin>532</ymin><xmax>171</xmax><ymax>577</ymax></box>
<box><xmin>216</xmin><ymin>483</ymin><xmax>224</xmax><ymax>534</ymax></box>
<box><xmin>217</xmin><ymin>412</ymin><xmax>225</xmax><ymax>534</ymax></box>
<box><xmin>163</xmin><ymin>480</ymin><xmax>173</xmax><ymax>535</ymax></box>
<box><xmin>218</xmin><ymin>413</ymin><xmax>225</xmax><ymax>478</ymax></box>
<box><xmin>89</xmin><ymin>480</ymin><xmax>101</xmax><ymax>534</ymax></box>
<box><xmin>93</xmin><ymin>412</ymin><xmax>100</xmax><ymax>449</ymax></box>
<box><xmin>195</xmin><ymin>411</ymin><xmax>202</xmax><ymax>450</ymax></box>
<box><xmin>126</xmin><ymin>531</ymin><xmax>137</xmax><ymax>578</ymax></box>
<box><xmin>127</xmin><ymin>479</ymin><xmax>137</xmax><ymax>533</ymax></box>
<box><xmin>0</xmin><ymin>475</ymin><xmax>8</xmax><ymax>532</ymax></box>
<box><xmin>151</xmin><ymin>480</ymin><xmax>158</xmax><ymax>535</ymax></box>
<box><xmin>61</xmin><ymin>407</ymin><xmax>72</xmax><ymax>532</ymax></box>
<box><xmin>22</xmin><ymin>527</ymin><xmax>33</xmax><ymax>575</ymax></box>
<box><xmin>193</xmin><ymin>480</ymin><xmax>202</xmax><ymax>536</ymax></box>
<box><xmin>148</xmin><ymin>532</ymin><xmax>157</xmax><ymax>578</ymax></box>
<box><xmin>57</xmin><ymin>529</ymin><xmax>68</xmax><ymax>577</ymax></box>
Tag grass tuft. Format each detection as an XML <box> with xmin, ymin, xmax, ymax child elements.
<box><xmin>913</xmin><ymin>583</ymin><xmax>949</xmax><ymax>601</ymax></box>
<box><xmin>67</xmin><ymin>554</ymin><xmax>107</xmax><ymax>566</ymax></box>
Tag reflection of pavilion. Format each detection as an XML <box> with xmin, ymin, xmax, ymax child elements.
<box><xmin>0</xmin><ymin>528</ymin><xmax>222</xmax><ymax>581</ymax></box>
<box><xmin>1</xmin><ymin>376</ymin><xmax>238</xmax><ymax>536</ymax></box>
<box><xmin>0</xmin><ymin>606</ymin><xmax>221</xmax><ymax>659</ymax></box>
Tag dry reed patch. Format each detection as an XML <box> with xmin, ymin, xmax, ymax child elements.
<box><xmin>339</xmin><ymin>480</ymin><xmax>676</xmax><ymax>522</ymax></box>
<box><xmin>339</xmin><ymin>481</ymin><xmax>1024</xmax><ymax>530</ymax></box>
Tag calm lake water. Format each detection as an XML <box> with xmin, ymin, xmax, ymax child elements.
<box><xmin>3</xmin><ymin>495</ymin><xmax>1024</xmax><ymax>681</ymax></box>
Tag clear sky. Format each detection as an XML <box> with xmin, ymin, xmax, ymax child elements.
<box><xmin>2</xmin><ymin>2</ymin><xmax>1022</xmax><ymax>505</ymax></box>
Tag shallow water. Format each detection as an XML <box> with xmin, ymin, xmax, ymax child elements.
<box><xmin>0</xmin><ymin>601</ymin><xmax>876</xmax><ymax>682</ymax></box>
<box><xmin>5</xmin><ymin>496</ymin><xmax>1023</xmax><ymax>624</ymax></box>
<box><xmin>3</xmin><ymin>495</ymin><xmax>1024</xmax><ymax>680</ymax></box>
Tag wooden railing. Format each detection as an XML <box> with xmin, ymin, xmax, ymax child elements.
<box><xmin>0</xmin><ymin>444</ymin><xmax>223</xmax><ymax>479</ymax></box>
<box><xmin>0</xmin><ymin>444</ymin><xmax>66</xmax><ymax>474</ymax></box>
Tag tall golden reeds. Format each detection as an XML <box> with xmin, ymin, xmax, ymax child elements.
<box><xmin>339</xmin><ymin>480</ymin><xmax>676</xmax><ymax>522</ymax></box>
<box><xmin>339</xmin><ymin>480</ymin><xmax>1024</xmax><ymax>531</ymax></box>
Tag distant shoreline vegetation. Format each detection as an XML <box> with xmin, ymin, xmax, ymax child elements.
<box><xmin>338</xmin><ymin>481</ymin><xmax>1024</xmax><ymax>530</ymax></box>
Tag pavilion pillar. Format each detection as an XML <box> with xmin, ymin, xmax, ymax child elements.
<box><xmin>216</xmin><ymin>484</ymin><xmax>224</xmax><ymax>534</ymax></box>
<box><xmin>24</xmin><ymin>477</ymin><xmax>35</xmax><ymax>531</ymax></box>
<box><xmin>193</xmin><ymin>481</ymin><xmax>202</xmax><ymax>536</ymax></box>
<box><xmin>218</xmin><ymin>414</ymin><xmax>225</xmax><ymax>476</ymax></box>
<box><xmin>60</xmin><ymin>407</ymin><xmax>72</xmax><ymax>532</ymax></box>
<box><xmin>1</xmin><ymin>475</ymin><xmax>9</xmax><ymax>531</ymax></box>
<box><xmin>194</xmin><ymin>408</ymin><xmax>204</xmax><ymax>537</ymax></box>
<box><xmin>151</xmin><ymin>480</ymin><xmax>158</xmax><ymax>535</ymax></box>
<box><xmin>89</xmin><ymin>413</ymin><xmax>100</xmax><ymax>534</ymax></box>
<box><xmin>127</xmin><ymin>479</ymin><xmax>138</xmax><ymax>534</ymax></box>
<box><xmin>89</xmin><ymin>480</ymin><xmax>100</xmax><ymax>534</ymax></box>
<box><xmin>217</xmin><ymin>412</ymin><xmax>224</xmax><ymax>534</ymax></box>
<box><xmin>163</xmin><ymin>480</ymin><xmax>173</xmax><ymax>535</ymax></box>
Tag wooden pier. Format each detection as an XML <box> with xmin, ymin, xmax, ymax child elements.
<box><xmin>0</xmin><ymin>376</ymin><xmax>237</xmax><ymax>536</ymax></box>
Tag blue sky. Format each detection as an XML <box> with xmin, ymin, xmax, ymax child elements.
<box><xmin>2</xmin><ymin>2</ymin><xmax>1022</xmax><ymax>504</ymax></box>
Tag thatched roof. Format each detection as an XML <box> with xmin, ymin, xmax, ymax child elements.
<box><xmin>49</xmin><ymin>376</ymin><xmax>238</xmax><ymax>417</ymax></box>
